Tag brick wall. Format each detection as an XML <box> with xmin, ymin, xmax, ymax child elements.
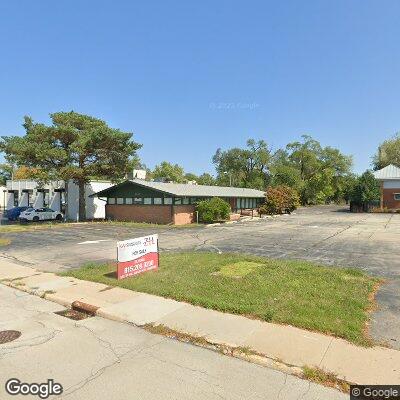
<box><xmin>173</xmin><ymin>205</ymin><xmax>195</xmax><ymax>225</ymax></box>
<box><xmin>383</xmin><ymin>188</ymin><xmax>400</xmax><ymax>209</ymax></box>
<box><xmin>105</xmin><ymin>204</ymin><xmax>173</xmax><ymax>224</ymax></box>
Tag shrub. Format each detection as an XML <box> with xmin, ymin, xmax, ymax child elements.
<box><xmin>259</xmin><ymin>185</ymin><xmax>300</xmax><ymax>215</ymax></box>
<box><xmin>196</xmin><ymin>197</ymin><xmax>231</xmax><ymax>223</ymax></box>
<box><xmin>350</xmin><ymin>170</ymin><xmax>380</xmax><ymax>204</ymax></box>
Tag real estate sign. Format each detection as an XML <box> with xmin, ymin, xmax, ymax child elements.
<box><xmin>116</xmin><ymin>234</ymin><xmax>159</xmax><ymax>280</ymax></box>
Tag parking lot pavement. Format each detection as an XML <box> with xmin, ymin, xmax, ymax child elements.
<box><xmin>1</xmin><ymin>205</ymin><xmax>400</xmax><ymax>348</ymax></box>
<box><xmin>0</xmin><ymin>285</ymin><xmax>346</xmax><ymax>400</ymax></box>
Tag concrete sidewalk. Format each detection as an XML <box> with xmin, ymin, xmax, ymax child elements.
<box><xmin>1</xmin><ymin>258</ymin><xmax>399</xmax><ymax>386</ymax></box>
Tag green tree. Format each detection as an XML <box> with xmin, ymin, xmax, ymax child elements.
<box><xmin>268</xmin><ymin>149</ymin><xmax>303</xmax><ymax>191</ymax></box>
<box><xmin>284</xmin><ymin>135</ymin><xmax>352</xmax><ymax>204</ymax></box>
<box><xmin>341</xmin><ymin>174</ymin><xmax>358</xmax><ymax>204</ymax></box>
<box><xmin>373</xmin><ymin>133</ymin><xmax>400</xmax><ymax>169</ymax></box>
<box><xmin>212</xmin><ymin>139</ymin><xmax>271</xmax><ymax>189</ymax></box>
<box><xmin>197</xmin><ymin>173</ymin><xmax>216</xmax><ymax>186</ymax></box>
<box><xmin>153</xmin><ymin>161</ymin><xmax>185</xmax><ymax>182</ymax></box>
<box><xmin>0</xmin><ymin>112</ymin><xmax>141</xmax><ymax>220</ymax></box>
<box><xmin>0</xmin><ymin>163</ymin><xmax>13</xmax><ymax>185</ymax></box>
<box><xmin>184</xmin><ymin>172</ymin><xmax>198</xmax><ymax>183</ymax></box>
<box><xmin>351</xmin><ymin>171</ymin><xmax>380</xmax><ymax>204</ymax></box>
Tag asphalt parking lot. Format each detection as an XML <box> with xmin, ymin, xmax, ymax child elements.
<box><xmin>1</xmin><ymin>205</ymin><xmax>399</xmax><ymax>348</ymax></box>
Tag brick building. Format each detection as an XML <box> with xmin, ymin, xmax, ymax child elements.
<box><xmin>92</xmin><ymin>179</ymin><xmax>265</xmax><ymax>225</ymax></box>
<box><xmin>374</xmin><ymin>164</ymin><xmax>400</xmax><ymax>210</ymax></box>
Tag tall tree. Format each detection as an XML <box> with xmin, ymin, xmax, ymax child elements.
<box><xmin>0</xmin><ymin>112</ymin><xmax>141</xmax><ymax>220</ymax></box>
<box><xmin>284</xmin><ymin>135</ymin><xmax>352</xmax><ymax>204</ymax></box>
<box><xmin>373</xmin><ymin>133</ymin><xmax>400</xmax><ymax>169</ymax></box>
<box><xmin>153</xmin><ymin>161</ymin><xmax>185</xmax><ymax>182</ymax></box>
<box><xmin>197</xmin><ymin>173</ymin><xmax>216</xmax><ymax>186</ymax></box>
<box><xmin>350</xmin><ymin>171</ymin><xmax>380</xmax><ymax>204</ymax></box>
<box><xmin>0</xmin><ymin>163</ymin><xmax>13</xmax><ymax>185</ymax></box>
<box><xmin>184</xmin><ymin>172</ymin><xmax>199</xmax><ymax>182</ymax></box>
<box><xmin>212</xmin><ymin>139</ymin><xmax>271</xmax><ymax>189</ymax></box>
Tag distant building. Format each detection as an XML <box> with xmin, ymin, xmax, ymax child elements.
<box><xmin>125</xmin><ymin>169</ymin><xmax>146</xmax><ymax>180</ymax></box>
<box><xmin>132</xmin><ymin>169</ymin><xmax>147</xmax><ymax>180</ymax></box>
<box><xmin>92</xmin><ymin>179</ymin><xmax>265</xmax><ymax>225</ymax></box>
<box><xmin>0</xmin><ymin>185</ymin><xmax>6</xmax><ymax>210</ymax></box>
<box><xmin>4</xmin><ymin>180</ymin><xmax>113</xmax><ymax>220</ymax></box>
<box><xmin>373</xmin><ymin>164</ymin><xmax>400</xmax><ymax>209</ymax></box>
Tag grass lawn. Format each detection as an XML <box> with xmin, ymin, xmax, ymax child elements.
<box><xmin>62</xmin><ymin>252</ymin><xmax>380</xmax><ymax>345</ymax></box>
<box><xmin>0</xmin><ymin>237</ymin><xmax>11</xmax><ymax>246</ymax></box>
<box><xmin>0</xmin><ymin>222</ymin><xmax>73</xmax><ymax>233</ymax></box>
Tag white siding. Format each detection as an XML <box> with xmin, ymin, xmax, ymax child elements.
<box><xmin>66</xmin><ymin>181</ymin><xmax>113</xmax><ymax>220</ymax></box>
<box><xmin>5</xmin><ymin>179</ymin><xmax>113</xmax><ymax>220</ymax></box>
<box><xmin>0</xmin><ymin>186</ymin><xmax>6</xmax><ymax>209</ymax></box>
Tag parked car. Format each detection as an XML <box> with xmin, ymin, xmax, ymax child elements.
<box><xmin>19</xmin><ymin>207</ymin><xmax>63</xmax><ymax>222</ymax></box>
<box><xmin>4</xmin><ymin>206</ymin><xmax>28</xmax><ymax>221</ymax></box>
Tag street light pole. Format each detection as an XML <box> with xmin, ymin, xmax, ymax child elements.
<box><xmin>223</xmin><ymin>171</ymin><xmax>232</xmax><ymax>187</ymax></box>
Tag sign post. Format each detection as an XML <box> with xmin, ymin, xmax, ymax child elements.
<box><xmin>116</xmin><ymin>234</ymin><xmax>159</xmax><ymax>280</ymax></box>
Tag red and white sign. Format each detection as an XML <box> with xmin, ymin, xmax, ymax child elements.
<box><xmin>116</xmin><ymin>234</ymin><xmax>159</xmax><ymax>280</ymax></box>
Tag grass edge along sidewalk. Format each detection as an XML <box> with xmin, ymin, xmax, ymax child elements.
<box><xmin>62</xmin><ymin>252</ymin><xmax>381</xmax><ymax>346</ymax></box>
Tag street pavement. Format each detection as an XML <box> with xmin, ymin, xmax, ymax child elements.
<box><xmin>0</xmin><ymin>285</ymin><xmax>346</xmax><ymax>400</ymax></box>
<box><xmin>1</xmin><ymin>205</ymin><xmax>400</xmax><ymax>348</ymax></box>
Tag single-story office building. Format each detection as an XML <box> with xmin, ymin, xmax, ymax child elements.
<box><xmin>373</xmin><ymin>164</ymin><xmax>400</xmax><ymax>210</ymax></box>
<box><xmin>92</xmin><ymin>179</ymin><xmax>266</xmax><ymax>225</ymax></box>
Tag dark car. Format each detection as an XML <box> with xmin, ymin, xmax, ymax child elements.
<box><xmin>4</xmin><ymin>206</ymin><xmax>28</xmax><ymax>221</ymax></box>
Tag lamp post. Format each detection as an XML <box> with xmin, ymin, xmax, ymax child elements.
<box><xmin>223</xmin><ymin>171</ymin><xmax>232</xmax><ymax>187</ymax></box>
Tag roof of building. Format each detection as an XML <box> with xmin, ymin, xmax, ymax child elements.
<box><xmin>373</xmin><ymin>164</ymin><xmax>400</xmax><ymax>180</ymax></box>
<box><xmin>93</xmin><ymin>179</ymin><xmax>266</xmax><ymax>198</ymax></box>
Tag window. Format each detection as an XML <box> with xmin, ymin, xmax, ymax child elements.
<box><xmin>394</xmin><ymin>193</ymin><xmax>400</xmax><ymax>201</ymax></box>
<box><xmin>125</xmin><ymin>198</ymin><xmax>133</xmax><ymax>205</ymax></box>
<box><xmin>174</xmin><ymin>197</ymin><xmax>182</xmax><ymax>205</ymax></box>
<box><xmin>182</xmin><ymin>197</ymin><xmax>189</xmax><ymax>205</ymax></box>
<box><xmin>108</xmin><ymin>198</ymin><xmax>116</xmax><ymax>204</ymax></box>
<box><xmin>143</xmin><ymin>198</ymin><xmax>152</xmax><ymax>205</ymax></box>
<box><xmin>190</xmin><ymin>197</ymin><xmax>198</xmax><ymax>204</ymax></box>
<box><xmin>164</xmin><ymin>197</ymin><xmax>172</xmax><ymax>205</ymax></box>
<box><xmin>117</xmin><ymin>198</ymin><xmax>124</xmax><ymax>205</ymax></box>
<box><xmin>133</xmin><ymin>197</ymin><xmax>142</xmax><ymax>204</ymax></box>
<box><xmin>153</xmin><ymin>198</ymin><xmax>162</xmax><ymax>205</ymax></box>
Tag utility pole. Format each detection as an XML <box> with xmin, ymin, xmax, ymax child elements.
<box><xmin>223</xmin><ymin>171</ymin><xmax>232</xmax><ymax>187</ymax></box>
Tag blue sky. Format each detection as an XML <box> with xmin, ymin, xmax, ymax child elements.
<box><xmin>1</xmin><ymin>1</ymin><xmax>399</xmax><ymax>175</ymax></box>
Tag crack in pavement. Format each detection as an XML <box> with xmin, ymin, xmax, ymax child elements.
<box><xmin>318</xmin><ymin>337</ymin><xmax>334</xmax><ymax>367</ymax></box>
<box><xmin>276</xmin><ymin>372</ymin><xmax>288</xmax><ymax>400</ymax></box>
<box><xmin>384</xmin><ymin>214</ymin><xmax>394</xmax><ymax>229</ymax></box>
<box><xmin>297</xmin><ymin>381</ymin><xmax>311</xmax><ymax>400</ymax></box>
<box><xmin>58</xmin><ymin>324</ymin><xmax>167</xmax><ymax>399</ymax></box>
<box><xmin>0</xmin><ymin>328</ymin><xmax>62</xmax><ymax>360</ymax></box>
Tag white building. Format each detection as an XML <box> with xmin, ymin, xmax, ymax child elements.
<box><xmin>131</xmin><ymin>169</ymin><xmax>146</xmax><ymax>180</ymax></box>
<box><xmin>0</xmin><ymin>185</ymin><xmax>6</xmax><ymax>209</ymax></box>
<box><xmin>4</xmin><ymin>180</ymin><xmax>114</xmax><ymax>220</ymax></box>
